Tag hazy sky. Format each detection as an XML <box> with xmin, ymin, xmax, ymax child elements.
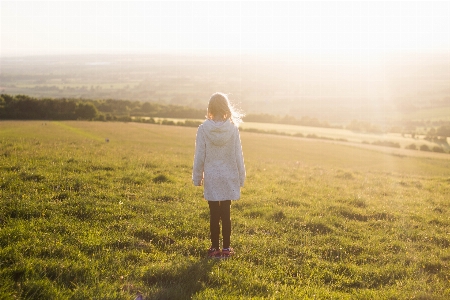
<box><xmin>1</xmin><ymin>1</ymin><xmax>449</xmax><ymax>57</ymax></box>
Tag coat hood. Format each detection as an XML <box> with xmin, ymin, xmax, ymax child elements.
<box><xmin>201</xmin><ymin>119</ymin><xmax>236</xmax><ymax>146</ymax></box>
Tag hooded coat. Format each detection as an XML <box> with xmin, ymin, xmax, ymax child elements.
<box><xmin>192</xmin><ymin>119</ymin><xmax>246</xmax><ymax>201</ymax></box>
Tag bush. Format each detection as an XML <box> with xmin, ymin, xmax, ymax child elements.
<box><xmin>420</xmin><ymin>144</ymin><xmax>430</xmax><ymax>151</ymax></box>
<box><xmin>432</xmin><ymin>146</ymin><xmax>444</xmax><ymax>153</ymax></box>
<box><xmin>117</xmin><ymin>116</ymin><xmax>132</xmax><ymax>122</ymax></box>
<box><xmin>181</xmin><ymin>120</ymin><xmax>202</xmax><ymax>127</ymax></box>
<box><xmin>372</xmin><ymin>141</ymin><xmax>400</xmax><ymax>148</ymax></box>
<box><xmin>405</xmin><ymin>144</ymin><xmax>417</xmax><ymax>150</ymax></box>
<box><xmin>95</xmin><ymin>114</ymin><xmax>106</xmax><ymax>121</ymax></box>
<box><xmin>161</xmin><ymin>119</ymin><xmax>176</xmax><ymax>126</ymax></box>
<box><xmin>240</xmin><ymin>128</ymin><xmax>266</xmax><ymax>134</ymax></box>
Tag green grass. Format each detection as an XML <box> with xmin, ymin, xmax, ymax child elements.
<box><xmin>1</xmin><ymin>121</ymin><xmax>449</xmax><ymax>299</ymax></box>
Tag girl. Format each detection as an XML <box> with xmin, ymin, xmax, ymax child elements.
<box><xmin>192</xmin><ymin>92</ymin><xmax>246</xmax><ymax>259</ymax></box>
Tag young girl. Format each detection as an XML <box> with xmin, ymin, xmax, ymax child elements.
<box><xmin>192</xmin><ymin>92</ymin><xmax>246</xmax><ymax>259</ymax></box>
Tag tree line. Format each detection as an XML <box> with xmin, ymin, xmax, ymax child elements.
<box><xmin>0</xmin><ymin>94</ymin><xmax>98</xmax><ymax>120</ymax></box>
<box><xmin>0</xmin><ymin>94</ymin><xmax>334</xmax><ymax>129</ymax></box>
<box><xmin>0</xmin><ymin>94</ymin><xmax>206</xmax><ymax>121</ymax></box>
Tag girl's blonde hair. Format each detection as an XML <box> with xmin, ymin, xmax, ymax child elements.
<box><xmin>207</xmin><ymin>92</ymin><xmax>244</xmax><ymax>126</ymax></box>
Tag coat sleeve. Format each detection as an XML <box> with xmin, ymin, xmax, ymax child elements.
<box><xmin>192</xmin><ymin>126</ymin><xmax>206</xmax><ymax>186</ymax></box>
<box><xmin>235</xmin><ymin>129</ymin><xmax>246</xmax><ymax>187</ymax></box>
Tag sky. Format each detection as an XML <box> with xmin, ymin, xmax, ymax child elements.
<box><xmin>1</xmin><ymin>1</ymin><xmax>449</xmax><ymax>58</ymax></box>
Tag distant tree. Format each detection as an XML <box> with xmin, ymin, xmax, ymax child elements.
<box><xmin>347</xmin><ymin>120</ymin><xmax>383</xmax><ymax>134</ymax></box>
<box><xmin>432</xmin><ymin>146</ymin><xmax>444</xmax><ymax>153</ymax></box>
<box><xmin>436</xmin><ymin>125</ymin><xmax>450</xmax><ymax>138</ymax></box>
<box><xmin>96</xmin><ymin>101</ymin><xmax>113</xmax><ymax>112</ymax></box>
<box><xmin>420</xmin><ymin>144</ymin><xmax>430</xmax><ymax>151</ymax></box>
<box><xmin>141</xmin><ymin>102</ymin><xmax>155</xmax><ymax>113</ymax></box>
<box><xmin>371</xmin><ymin>140</ymin><xmax>400</xmax><ymax>148</ymax></box>
<box><xmin>75</xmin><ymin>103</ymin><xmax>98</xmax><ymax>120</ymax></box>
<box><xmin>8</xmin><ymin>95</ymin><xmax>38</xmax><ymax>119</ymax></box>
<box><xmin>426</xmin><ymin>128</ymin><xmax>437</xmax><ymax>139</ymax></box>
<box><xmin>0</xmin><ymin>96</ymin><xmax>5</xmax><ymax>117</ymax></box>
<box><xmin>117</xmin><ymin>115</ymin><xmax>132</xmax><ymax>122</ymax></box>
<box><xmin>405</xmin><ymin>144</ymin><xmax>417</xmax><ymax>150</ymax></box>
<box><xmin>1</xmin><ymin>94</ymin><xmax>14</xmax><ymax>105</ymax></box>
<box><xmin>300</xmin><ymin>116</ymin><xmax>328</xmax><ymax>127</ymax></box>
<box><xmin>161</xmin><ymin>119</ymin><xmax>176</xmax><ymax>125</ymax></box>
<box><xmin>96</xmin><ymin>114</ymin><xmax>106</xmax><ymax>121</ymax></box>
<box><xmin>280</xmin><ymin>115</ymin><xmax>297</xmax><ymax>124</ymax></box>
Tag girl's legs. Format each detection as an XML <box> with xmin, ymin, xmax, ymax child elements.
<box><xmin>208</xmin><ymin>200</ymin><xmax>232</xmax><ymax>249</ymax></box>
<box><xmin>208</xmin><ymin>201</ymin><xmax>221</xmax><ymax>249</ymax></box>
<box><xmin>220</xmin><ymin>200</ymin><xmax>231</xmax><ymax>249</ymax></box>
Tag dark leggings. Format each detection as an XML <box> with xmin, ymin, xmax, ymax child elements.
<box><xmin>208</xmin><ymin>200</ymin><xmax>231</xmax><ymax>249</ymax></box>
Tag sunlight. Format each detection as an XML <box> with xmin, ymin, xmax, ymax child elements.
<box><xmin>1</xmin><ymin>1</ymin><xmax>449</xmax><ymax>130</ymax></box>
<box><xmin>1</xmin><ymin>1</ymin><xmax>449</xmax><ymax>57</ymax></box>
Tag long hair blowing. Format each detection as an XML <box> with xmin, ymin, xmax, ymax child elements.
<box><xmin>207</xmin><ymin>92</ymin><xmax>244</xmax><ymax>126</ymax></box>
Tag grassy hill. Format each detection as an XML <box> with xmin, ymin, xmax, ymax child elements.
<box><xmin>0</xmin><ymin>121</ymin><xmax>449</xmax><ymax>299</ymax></box>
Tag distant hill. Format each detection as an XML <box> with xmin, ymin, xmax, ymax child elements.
<box><xmin>1</xmin><ymin>53</ymin><xmax>449</xmax><ymax>126</ymax></box>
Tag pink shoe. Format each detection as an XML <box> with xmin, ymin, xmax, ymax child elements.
<box><xmin>207</xmin><ymin>247</ymin><xmax>221</xmax><ymax>259</ymax></box>
<box><xmin>221</xmin><ymin>248</ymin><xmax>234</xmax><ymax>259</ymax></box>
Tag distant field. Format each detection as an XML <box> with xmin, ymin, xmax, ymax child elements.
<box><xmin>146</xmin><ymin>118</ymin><xmax>449</xmax><ymax>155</ymax></box>
<box><xmin>240</xmin><ymin>121</ymin><xmax>441</xmax><ymax>147</ymax></box>
<box><xmin>0</xmin><ymin>121</ymin><xmax>449</xmax><ymax>299</ymax></box>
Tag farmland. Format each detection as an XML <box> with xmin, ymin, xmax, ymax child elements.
<box><xmin>150</xmin><ymin>118</ymin><xmax>450</xmax><ymax>157</ymax></box>
<box><xmin>0</xmin><ymin>121</ymin><xmax>449</xmax><ymax>299</ymax></box>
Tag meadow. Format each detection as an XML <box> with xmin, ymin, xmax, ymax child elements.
<box><xmin>0</xmin><ymin>120</ymin><xmax>449</xmax><ymax>299</ymax></box>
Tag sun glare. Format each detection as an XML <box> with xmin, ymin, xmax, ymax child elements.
<box><xmin>1</xmin><ymin>1</ymin><xmax>449</xmax><ymax>57</ymax></box>
<box><xmin>1</xmin><ymin>1</ymin><xmax>449</xmax><ymax>124</ymax></box>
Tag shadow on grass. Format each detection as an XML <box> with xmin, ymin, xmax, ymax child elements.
<box><xmin>142</xmin><ymin>258</ymin><xmax>220</xmax><ymax>299</ymax></box>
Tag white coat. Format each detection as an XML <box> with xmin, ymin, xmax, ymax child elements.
<box><xmin>192</xmin><ymin>119</ymin><xmax>246</xmax><ymax>201</ymax></box>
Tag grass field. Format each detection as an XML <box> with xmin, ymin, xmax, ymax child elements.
<box><xmin>0</xmin><ymin>121</ymin><xmax>449</xmax><ymax>299</ymax></box>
